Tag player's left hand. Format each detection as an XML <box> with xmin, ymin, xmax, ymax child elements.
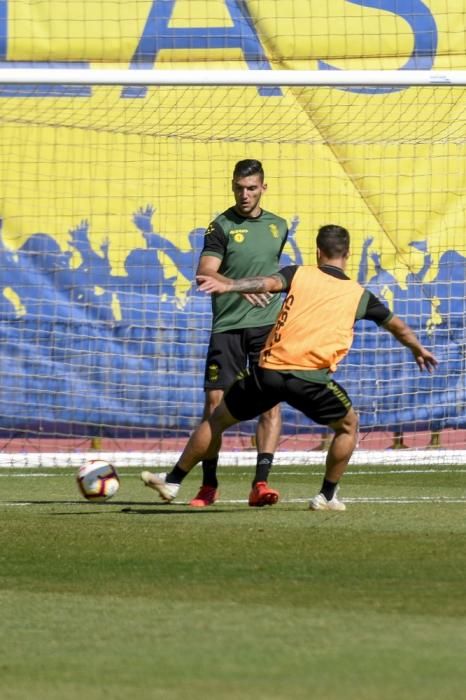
<box><xmin>415</xmin><ymin>349</ymin><xmax>439</xmax><ymax>373</ymax></box>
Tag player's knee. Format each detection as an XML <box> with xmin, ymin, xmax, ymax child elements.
<box><xmin>203</xmin><ymin>389</ymin><xmax>224</xmax><ymax>418</ymax></box>
<box><xmin>259</xmin><ymin>403</ymin><xmax>281</xmax><ymax>424</ymax></box>
<box><xmin>210</xmin><ymin>400</ymin><xmax>238</xmax><ymax>433</ymax></box>
<box><xmin>332</xmin><ymin>408</ymin><xmax>358</xmax><ymax>437</ymax></box>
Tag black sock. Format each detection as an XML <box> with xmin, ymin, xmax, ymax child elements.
<box><xmin>320</xmin><ymin>478</ymin><xmax>338</xmax><ymax>501</ymax></box>
<box><xmin>201</xmin><ymin>458</ymin><xmax>218</xmax><ymax>488</ymax></box>
<box><xmin>253</xmin><ymin>453</ymin><xmax>274</xmax><ymax>485</ymax></box>
<box><xmin>166</xmin><ymin>464</ymin><xmax>188</xmax><ymax>484</ymax></box>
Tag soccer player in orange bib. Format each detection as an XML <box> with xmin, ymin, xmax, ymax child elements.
<box><xmin>142</xmin><ymin>224</ymin><xmax>438</xmax><ymax>510</ymax></box>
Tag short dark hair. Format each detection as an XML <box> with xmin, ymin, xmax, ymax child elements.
<box><xmin>316</xmin><ymin>224</ymin><xmax>350</xmax><ymax>258</ymax></box>
<box><xmin>233</xmin><ymin>159</ymin><xmax>264</xmax><ymax>181</ymax></box>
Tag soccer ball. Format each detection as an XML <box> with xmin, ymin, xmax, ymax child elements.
<box><xmin>77</xmin><ymin>459</ymin><xmax>120</xmax><ymax>502</ymax></box>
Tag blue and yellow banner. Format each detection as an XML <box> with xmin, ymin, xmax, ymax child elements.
<box><xmin>0</xmin><ymin>0</ymin><xmax>465</xmax><ymax>438</ymax></box>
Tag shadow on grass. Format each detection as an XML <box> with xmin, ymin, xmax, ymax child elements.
<box><xmin>1</xmin><ymin>499</ymin><xmax>271</xmax><ymax>516</ymax></box>
<box><xmin>120</xmin><ymin>506</ymin><xmax>240</xmax><ymax>515</ymax></box>
<box><xmin>1</xmin><ymin>499</ymin><xmax>241</xmax><ymax>516</ymax></box>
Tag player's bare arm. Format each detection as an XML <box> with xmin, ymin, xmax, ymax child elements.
<box><xmin>197</xmin><ymin>272</ymin><xmax>284</xmax><ymax>297</ymax></box>
<box><xmin>383</xmin><ymin>315</ymin><xmax>438</xmax><ymax>372</ymax></box>
<box><xmin>196</xmin><ymin>253</ymin><xmax>222</xmax><ymax>278</ymax></box>
<box><xmin>196</xmin><ymin>254</ymin><xmax>274</xmax><ymax>307</ymax></box>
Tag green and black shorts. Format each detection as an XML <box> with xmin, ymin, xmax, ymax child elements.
<box><xmin>203</xmin><ymin>325</ymin><xmax>274</xmax><ymax>391</ymax></box>
<box><xmin>224</xmin><ymin>365</ymin><xmax>352</xmax><ymax>426</ymax></box>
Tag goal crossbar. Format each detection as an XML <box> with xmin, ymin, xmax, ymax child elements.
<box><xmin>0</xmin><ymin>69</ymin><xmax>465</xmax><ymax>87</ymax></box>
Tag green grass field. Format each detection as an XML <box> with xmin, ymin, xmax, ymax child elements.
<box><xmin>1</xmin><ymin>463</ymin><xmax>465</xmax><ymax>700</ymax></box>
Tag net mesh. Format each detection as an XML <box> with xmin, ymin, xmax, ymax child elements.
<box><xmin>0</xmin><ymin>80</ymin><xmax>465</xmax><ymax>463</ymax></box>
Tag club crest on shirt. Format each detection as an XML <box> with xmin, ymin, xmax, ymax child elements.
<box><xmin>230</xmin><ymin>229</ymin><xmax>247</xmax><ymax>243</ymax></box>
<box><xmin>269</xmin><ymin>224</ymin><xmax>279</xmax><ymax>238</ymax></box>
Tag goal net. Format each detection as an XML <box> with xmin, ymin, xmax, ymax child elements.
<box><xmin>0</xmin><ymin>69</ymin><xmax>465</xmax><ymax>467</ymax></box>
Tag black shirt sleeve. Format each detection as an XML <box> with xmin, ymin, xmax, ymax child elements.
<box><xmin>358</xmin><ymin>290</ymin><xmax>393</xmax><ymax>325</ymax></box>
<box><xmin>276</xmin><ymin>265</ymin><xmax>298</xmax><ymax>291</ymax></box>
<box><xmin>199</xmin><ymin>220</ymin><xmax>227</xmax><ymax>259</ymax></box>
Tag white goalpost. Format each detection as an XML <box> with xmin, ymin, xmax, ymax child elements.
<box><xmin>0</xmin><ymin>68</ymin><xmax>465</xmax><ymax>85</ymax></box>
<box><xmin>0</xmin><ymin>68</ymin><xmax>465</xmax><ymax>468</ymax></box>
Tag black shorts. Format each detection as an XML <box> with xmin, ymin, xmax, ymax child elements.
<box><xmin>204</xmin><ymin>325</ymin><xmax>274</xmax><ymax>390</ymax></box>
<box><xmin>224</xmin><ymin>365</ymin><xmax>352</xmax><ymax>426</ymax></box>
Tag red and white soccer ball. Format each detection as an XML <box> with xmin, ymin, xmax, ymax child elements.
<box><xmin>77</xmin><ymin>459</ymin><xmax>120</xmax><ymax>502</ymax></box>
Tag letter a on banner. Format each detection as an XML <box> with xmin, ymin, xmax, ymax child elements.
<box><xmin>123</xmin><ymin>0</ymin><xmax>281</xmax><ymax>98</ymax></box>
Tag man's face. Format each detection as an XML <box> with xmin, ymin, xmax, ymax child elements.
<box><xmin>232</xmin><ymin>174</ymin><xmax>267</xmax><ymax>217</ymax></box>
